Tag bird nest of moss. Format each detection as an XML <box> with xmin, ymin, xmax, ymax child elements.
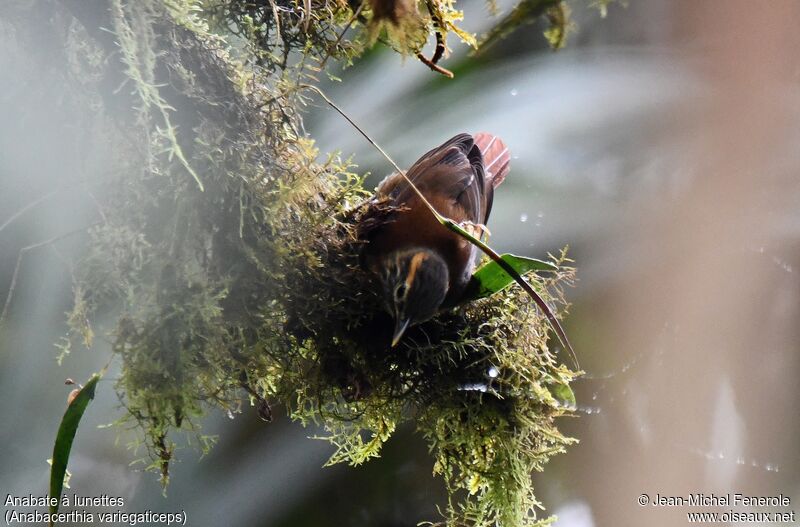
<box><xmin>89</xmin><ymin>155</ymin><xmax>578</xmax><ymax>526</ymax></box>
<box><xmin>3</xmin><ymin>0</ymin><xmax>584</xmax><ymax>525</ymax></box>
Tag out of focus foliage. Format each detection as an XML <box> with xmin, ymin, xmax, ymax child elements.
<box><xmin>1</xmin><ymin>0</ymin><xmax>592</xmax><ymax>525</ymax></box>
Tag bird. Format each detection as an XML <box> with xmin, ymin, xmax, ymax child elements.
<box><xmin>362</xmin><ymin>132</ymin><xmax>511</xmax><ymax>347</ymax></box>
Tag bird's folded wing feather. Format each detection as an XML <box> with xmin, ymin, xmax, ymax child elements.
<box><xmin>379</xmin><ymin>133</ymin><xmax>489</xmax><ymax>224</ymax></box>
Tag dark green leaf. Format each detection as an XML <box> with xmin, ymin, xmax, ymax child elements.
<box><xmin>464</xmin><ymin>254</ymin><xmax>558</xmax><ymax>301</ymax></box>
<box><xmin>49</xmin><ymin>373</ymin><xmax>100</xmax><ymax>520</ymax></box>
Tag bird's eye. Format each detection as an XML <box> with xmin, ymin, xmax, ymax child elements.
<box><xmin>394</xmin><ymin>283</ymin><xmax>408</xmax><ymax>301</ymax></box>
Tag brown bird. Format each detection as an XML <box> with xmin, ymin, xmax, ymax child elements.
<box><xmin>363</xmin><ymin>132</ymin><xmax>511</xmax><ymax>346</ymax></box>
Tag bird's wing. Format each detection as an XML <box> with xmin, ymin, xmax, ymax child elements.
<box><xmin>383</xmin><ymin>133</ymin><xmax>489</xmax><ymax>224</ymax></box>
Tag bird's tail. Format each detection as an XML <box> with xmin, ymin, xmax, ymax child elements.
<box><xmin>474</xmin><ymin>132</ymin><xmax>510</xmax><ymax>188</ymax></box>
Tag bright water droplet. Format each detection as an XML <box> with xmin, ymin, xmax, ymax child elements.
<box><xmin>520</xmin><ymin>213</ymin><xmax>528</xmax><ymax>223</ymax></box>
<box><xmin>226</xmin><ymin>409</ymin><xmax>235</xmax><ymax>420</ymax></box>
<box><xmin>488</xmin><ymin>366</ymin><xmax>499</xmax><ymax>378</ymax></box>
<box><xmin>459</xmin><ymin>383</ymin><xmax>488</xmax><ymax>393</ymax></box>
<box><xmin>510</xmin><ymin>89</ymin><xmax>518</xmax><ymax>96</ymax></box>
<box><xmin>772</xmin><ymin>256</ymin><xmax>793</xmax><ymax>273</ymax></box>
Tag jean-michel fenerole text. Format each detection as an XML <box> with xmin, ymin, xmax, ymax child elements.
<box><xmin>651</xmin><ymin>493</ymin><xmax>790</xmax><ymax>507</ymax></box>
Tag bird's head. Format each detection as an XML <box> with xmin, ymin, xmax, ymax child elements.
<box><xmin>378</xmin><ymin>248</ymin><xmax>449</xmax><ymax>347</ymax></box>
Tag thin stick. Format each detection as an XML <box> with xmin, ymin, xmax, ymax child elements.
<box><xmin>268</xmin><ymin>0</ymin><xmax>284</xmax><ymax>48</ymax></box>
<box><xmin>319</xmin><ymin>2</ymin><xmax>365</xmax><ymax>71</ymax></box>
<box><xmin>416</xmin><ymin>52</ymin><xmax>453</xmax><ymax>78</ymax></box>
<box><xmin>443</xmin><ymin>218</ymin><xmax>578</xmax><ymax>368</ymax></box>
<box><xmin>303</xmin><ymin>0</ymin><xmax>312</xmax><ymax>33</ymax></box>
<box><xmin>416</xmin><ymin>0</ymin><xmax>452</xmax><ymax>77</ymax></box>
<box><xmin>0</xmin><ymin>189</ymin><xmax>59</xmax><ymax>235</ymax></box>
<box><xmin>0</xmin><ymin>223</ymin><xmax>100</xmax><ymax>325</ymax></box>
<box><xmin>302</xmin><ymin>85</ymin><xmax>440</xmax><ymax>214</ymax></box>
<box><xmin>430</xmin><ymin>27</ymin><xmax>446</xmax><ymax>64</ymax></box>
<box><xmin>303</xmin><ymin>84</ymin><xmax>578</xmax><ymax>368</ymax></box>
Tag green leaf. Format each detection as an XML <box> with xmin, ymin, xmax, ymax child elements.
<box><xmin>549</xmin><ymin>381</ymin><xmax>576</xmax><ymax>409</ymax></box>
<box><xmin>49</xmin><ymin>373</ymin><xmax>101</xmax><ymax>521</ymax></box>
<box><xmin>464</xmin><ymin>254</ymin><xmax>558</xmax><ymax>301</ymax></box>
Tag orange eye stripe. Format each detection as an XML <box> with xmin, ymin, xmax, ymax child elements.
<box><xmin>405</xmin><ymin>251</ymin><xmax>428</xmax><ymax>291</ymax></box>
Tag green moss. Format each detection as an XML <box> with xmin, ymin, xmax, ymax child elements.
<box><xmin>27</xmin><ymin>0</ymin><xmax>587</xmax><ymax>524</ymax></box>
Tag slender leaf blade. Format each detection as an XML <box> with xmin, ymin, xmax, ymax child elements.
<box><xmin>465</xmin><ymin>253</ymin><xmax>558</xmax><ymax>301</ymax></box>
<box><xmin>49</xmin><ymin>373</ymin><xmax>100</xmax><ymax>519</ymax></box>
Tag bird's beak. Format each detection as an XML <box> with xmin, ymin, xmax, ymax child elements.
<box><xmin>391</xmin><ymin>318</ymin><xmax>411</xmax><ymax>347</ymax></box>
